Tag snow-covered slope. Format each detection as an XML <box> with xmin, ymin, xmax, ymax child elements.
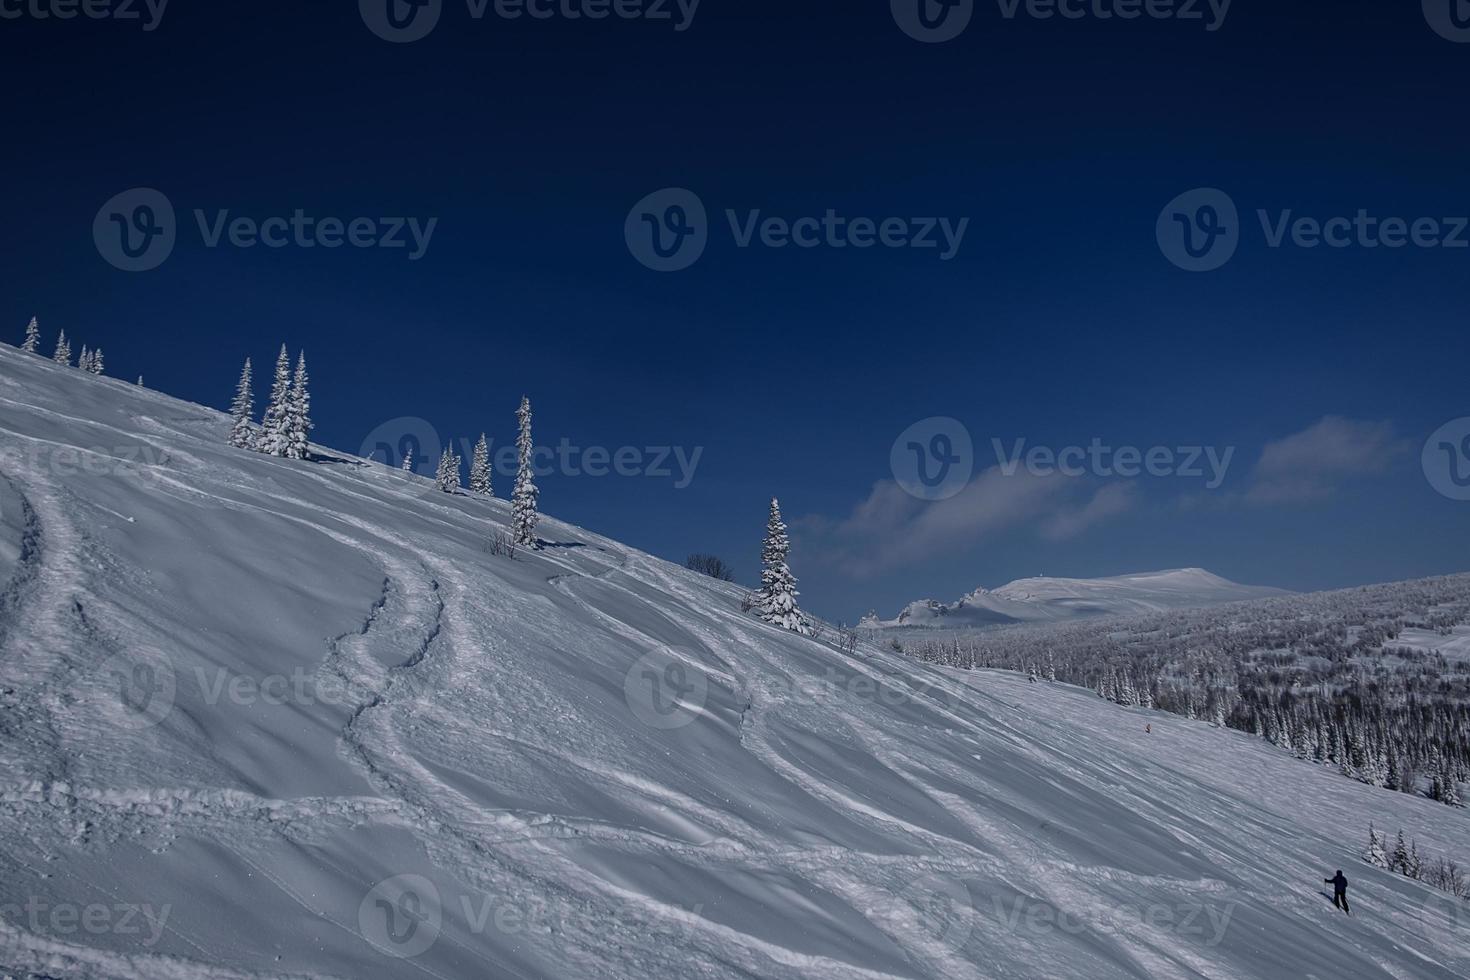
<box><xmin>866</xmin><ymin>569</ymin><xmax>1289</xmax><ymax>629</ymax></box>
<box><xmin>0</xmin><ymin>344</ymin><xmax>1465</xmax><ymax>979</ymax></box>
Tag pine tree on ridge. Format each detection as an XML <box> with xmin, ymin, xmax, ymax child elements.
<box><xmin>511</xmin><ymin>397</ymin><xmax>540</xmax><ymax>546</ymax></box>
<box><xmin>259</xmin><ymin>345</ymin><xmax>293</xmax><ymax>457</ymax></box>
<box><xmin>469</xmin><ymin>434</ymin><xmax>493</xmax><ymax>496</ymax></box>
<box><xmin>756</xmin><ymin>497</ymin><xmax>808</xmax><ymax>635</ymax></box>
<box><xmin>229</xmin><ymin>358</ymin><xmax>255</xmax><ymax>449</ymax></box>
<box><xmin>285</xmin><ymin>352</ymin><xmax>312</xmax><ymax>461</ymax></box>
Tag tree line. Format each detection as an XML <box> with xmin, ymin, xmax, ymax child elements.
<box><xmin>899</xmin><ymin>574</ymin><xmax>1470</xmax><ymax>808</ymax></box>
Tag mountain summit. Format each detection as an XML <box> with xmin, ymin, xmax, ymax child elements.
<box><xmin>865</xmin><ymin>568</ymin><xmax>1289</xmax><ymax>629</ymax></box>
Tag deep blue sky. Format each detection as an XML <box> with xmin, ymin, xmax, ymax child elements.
<box><xmin>3</xmin><ymin>1</ymin><xmax>1468</xmax><ymax>620</ymax></box>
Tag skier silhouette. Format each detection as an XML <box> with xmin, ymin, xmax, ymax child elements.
<box><xmin>1325</xmin><ymin>870</ymin><xmax>1350</xmax><ymax>914</ymax></box>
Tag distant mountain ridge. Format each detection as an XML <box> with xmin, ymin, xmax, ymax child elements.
<box><xmin>863</xmin><ymin>568</ymin><xmax>1290</xmax><ymax>629</ymax></box>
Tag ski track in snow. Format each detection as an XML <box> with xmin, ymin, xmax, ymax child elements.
<box><xmin>1</xmin><ymin>347</ymin><xmax>1468</xmax><ymax>979</ymax></box>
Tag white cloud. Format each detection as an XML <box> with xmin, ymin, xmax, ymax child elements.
<box><xmin>1245</xmin><ymin>416</ymin><xmax>1407</xmax><ymax>504</ymax></box>
<box><xmin>793</xmin><ymin>467</ymin><xmax>1133</xmax><ymax>578</ymax></box>
<box><xmin>1042</xmin><ymin>482</ymin><xmax>1139</xmax><ymax>541</ymax></box>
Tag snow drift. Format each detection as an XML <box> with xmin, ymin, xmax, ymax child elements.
<box><xmin>0</xmin><ymin>344</ymin><xmax>1466</xmax><ymax>979</ymax></box>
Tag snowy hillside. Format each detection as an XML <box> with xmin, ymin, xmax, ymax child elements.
<box><xmin>865</xmin><ymin>569</ymin><xmax>1289</xmax><ymax>630</ymax></box>
<box><xmin>0</xmin><ymin>343</ymin><xmax>1467</xmax><ymax>979</ymax></box>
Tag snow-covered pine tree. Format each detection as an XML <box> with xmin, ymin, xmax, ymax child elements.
<box><xmin>78</xmin><ymin>346</ymin><xmax>91</xmax><ymax>373</ymax></box>
<box><xmin>402</xmin><ymin>447</ymin><xmax>415</xmax><ymax>472</ymax></box>
<box><xmin>756</xmin><ymin>497</ymin><xmax>809</xmax><ymax>634</ymax></box>
<box><xmin>435</xmin><ymin>447</ymin><xmax>461</xmax><ymax>493</ymax></box>
<box><xmin>229</xmin><ymin>358</ymin><xmax>255</xmax><ymax>449</ymax></box>
<box><xmin>1392</xmin><ymin>830</ymin><xmax>1410</xmax><ymax>873</ymax></box>
<box><xmin>53</xmin><ymin>330</ymin><xmax>71</xmax><ymax>366</ymax></box>
<box><xmin>21</xmin><ymin>317</ymin><xmax>40</xmax><ymax>354</ymax></box>
<box><xmin>285</xmin><ymin>352</ymin><xmax>312</xmax><ymax>460</ymax></box>
<box><xmin>259</xmin><ymin>345</ymin><xmax>293</xmax><ymax>457</ymax></box>
<box><xmin>469</xmin><ymin>434</ymin><xmax>492</xmax><ymax>496</ymax></box>
<box><xmin>1365</xmin><ymin>824</ymin><xmax>1388</xmax><ymax>868</ymax></box>
<box><xmin>136</xmin><ymin>376</ymin><xmax>144</xmax><ymax>386</ymax></box>
<box><xmin>90</xmin><ymin>348</ymin><xmax>104</xmax><ymax>376</ymax></box>
<box><xmin>511</xmin><ymin>397</ymin><xmax>540</xmax><ymax>546</ymax></box>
